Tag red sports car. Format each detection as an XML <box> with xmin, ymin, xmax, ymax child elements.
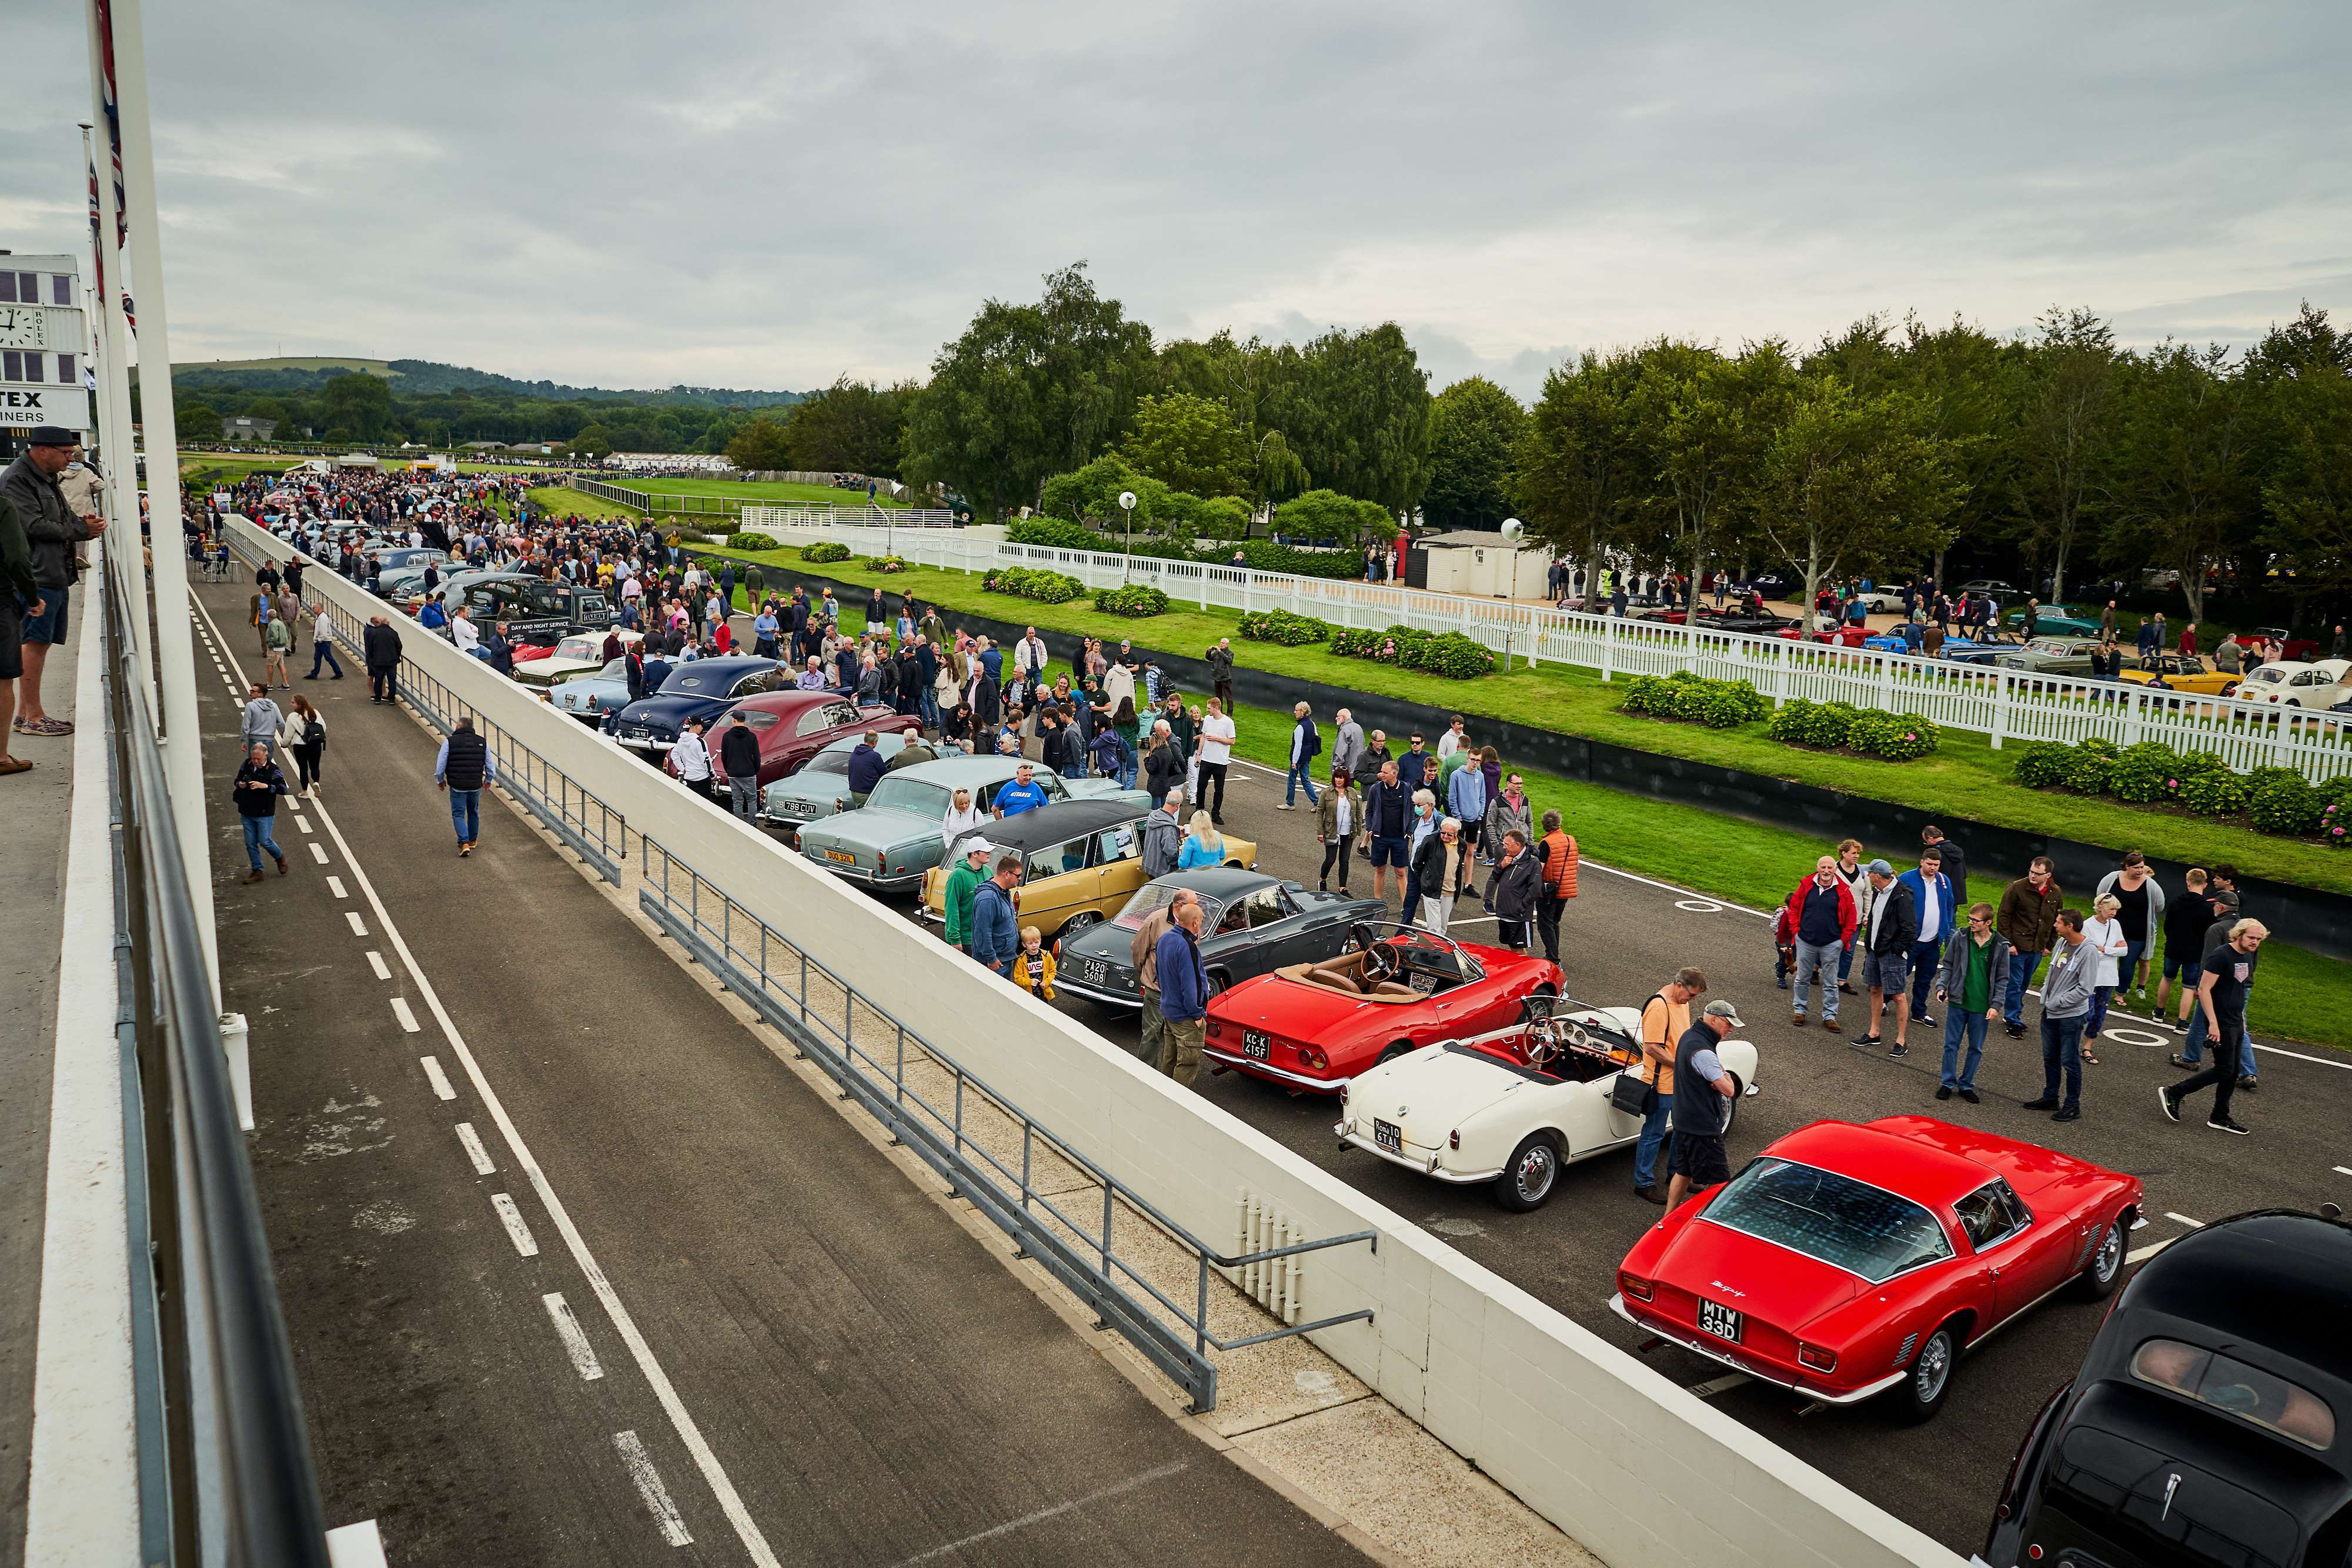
<box><xmin>1612</xmin><ymin>1116</ymin><xmax>2142</xmax><ymax>1422</ymax></box>
<box><xmin>1202</xmin><ymin>924</ymin><xmax>1562</xmax><ymax>1093</ymax></box>
<box><xmin>663</xmin><ymin>690</ymin><xmax>917</xmax><ymax>788</ymax></box>
<box><xmin>1777</xmin><ymin>624</ymin><xmax>1873</xmax><ymax>647</ymax></box>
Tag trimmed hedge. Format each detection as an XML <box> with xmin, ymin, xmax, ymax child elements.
<box><xmin>2012</xmin><ymin>737</ymin><xmax>2351</xmax><ymax>844</ymax></box>
<box><xmin>1766</xmin><ymin>698</ymin><xmax>1857</xmax><ymax>750</ymax></box>
<box><xmin>728</xmin><ymin>530</ymin><xmax>779</xmax><ymax>550</ymax></box>
<box><xmin>1846</xmin><ymin>710</ymin><xmax>1942</xmax><ymax>763</ymax></box>
<box><xmin>802</xmin><ymin>540</ymin><xmax>851</xmax><ymax>563</ymax></box>
<box><xmin>1619</xmin><ymin>672</ymin><xmax>1769</xmax><ymax>730</ymax></box>
<box><xmin>1239</xmin><ymin>608</ymin><xmax>1335</xmax><ymax>646</ymax></box>
<box><xmin>863</xmin><ymin>554</ymin><xmax>908</xmax><ymax>573</ymax></box>
<box><xmin>1330</xmin><ymin>623</ymin><xmax>1496</xmax><ymax>680</ymax></box>
<box><xmin>983</xmin><ymin>566</ymin><xmax>1085</xmax><ymax>605</ymax></box>
<box><xmin>1093</xmin><ymin>584</ymin><xmax>1170</xmax><ymax>618</ymax></box>
<box><xmin>1005</xmin><ymin>517</ymin><xmax>1101</xmax><ymax>550</ymax></box>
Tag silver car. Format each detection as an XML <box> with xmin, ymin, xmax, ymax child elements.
<box><xmin>796</xmin><ymin>754</ymin><xmax>1149</xmax><ymax>890</ymax></box>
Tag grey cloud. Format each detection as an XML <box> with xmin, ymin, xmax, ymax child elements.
<box><xmin>1</xmin><ymin>2</ymin><xmax>2346</xmax><ymax>389</ymax></box>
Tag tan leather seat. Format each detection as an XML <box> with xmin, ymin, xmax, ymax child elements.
<box><xmin>1371</xmin><ymin>981</ymin><xmax>1418</xmax><ymax>999</ymax></box>
<box><xmin>1307</xmin><ymin>968</ymin><xmax>1362</xmax><ymax>994</ymax></box>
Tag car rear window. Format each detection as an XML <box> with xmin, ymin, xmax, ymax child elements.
<box><xmin>2132</xmin><ymin>1338</ymin><xmax>2336</xmax><ymax>1450</ymax></box>
<box><xmin>1700</xmin><ymin>1157</ymin><xmax>1953</xmax><ymax>1283</ymax></box>
<box><xmin>804</xmin><ymin>753</ymin><xmax>850</xmax><ymax>776</ymax></box>
<box><xmin>1112</xmin><ymin>882</ymin><xmax>1224</xmax><ymax>931</ymax></box>
<box><xmin>866</xmin><ymin>777</ymin><xmax>950</xmax><ymax>817</ymax></box>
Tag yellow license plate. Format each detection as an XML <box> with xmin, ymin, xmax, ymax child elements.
<box><xmin>824</xmin><ymin>850</ymin><xmax>855</xmax><ymax>864</ymax></box>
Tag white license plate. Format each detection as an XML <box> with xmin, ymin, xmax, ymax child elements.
<box><xmin>1083</xmin><ymin>959</ymin><xmax>1107</xmax><ymax>986</ymax></box>
<box><xmin>1243</xmin><ymin>1029</ymin><xmax>1270</xmax><ymax>1061</ymax></box>
<box><xmin>1698</xmin><ymin>1300</ymin><xmax>1743</xmax><ymax>1343</ymax></box>
<box><xmin>1374</xmin><ymin>1118</ymin><xmax>1402</xmax><ymax>1154</ymax></box>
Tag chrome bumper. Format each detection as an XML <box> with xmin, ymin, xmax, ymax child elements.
<box><xmin>1334</xmin><ymin>1120</ymin><xmax>1498</xmax><ymax>1183</ymax></box>
<box><xmin>1055</xmin><ymin>975</ymin><xmax>1142</xmax><ymax>1009</ymax></box>
<box><xmin>1608</xmin><ymin>1295</ymin><xmax>1905</xmax><ymax>1406</ymax></box>
<box><xmin>1201</xmin><ymin>1044</ymin><xmax>1342</xmax><ymax>1091</ymax></box>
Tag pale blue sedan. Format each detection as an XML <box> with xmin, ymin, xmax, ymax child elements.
<box><xmin>547</xmin><ymin>658</ymin><xmax>635</xmax><ymax>723</ymax></box>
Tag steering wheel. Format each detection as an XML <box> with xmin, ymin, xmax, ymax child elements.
<box><xmin>1521</xmin><ymin>1015</ymin><xmax>1561</xmax><ymax>1069</ymax></box>
<box><xmin>1360</xmin><ymin>940</ymin><xmax>1397</xmax><ymax>985</ymax></box>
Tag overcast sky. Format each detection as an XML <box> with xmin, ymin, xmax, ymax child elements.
<box><xmin>5</xmin><ymin>2</ymin><xmax>2347</xmax><ymax>400</ymax></box>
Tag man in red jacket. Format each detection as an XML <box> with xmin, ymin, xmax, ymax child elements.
<box><xmin>1786</xmin><ymin>854</ymin><xmax>1858</xmax><ymax>1032</ymax></box>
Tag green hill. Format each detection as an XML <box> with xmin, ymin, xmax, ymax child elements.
<box><xmin>165</xmin><ymin>356</ymin><xmax>805</xmax><ymax>409</ymax></box>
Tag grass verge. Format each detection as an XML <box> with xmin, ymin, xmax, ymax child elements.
<box><xmin>744</xmin><ymin>569</ymin><xmax>2351</xmax><ymax>1052</ymax></box>
<box><xmin>703</xmin><ymin>542</ymin><xmax>2352</xmax><ymax>898</ymax></box>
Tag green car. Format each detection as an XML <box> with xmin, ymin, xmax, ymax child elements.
<box><xmin>1993</xmin><ymin>637</ymin><xmax>2103</xmax><ymax>676</ymax></box>
<box><xmin>2001</xmin><ymin>603</ymin><xmax>2102</xmax><ymax>638</ymax></box>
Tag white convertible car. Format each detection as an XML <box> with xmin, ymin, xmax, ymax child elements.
<box><xmin>1334</xmin><ymin>996</ymin><xmax>1760</xmax><ymax>1212</ymax></box>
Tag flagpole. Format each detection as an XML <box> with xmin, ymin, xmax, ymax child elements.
<box><xmin>95</xmin><ymin>0</ymin><xmax>219</xmax><ymax>1000</ymax></box>
<box><xmin>79</xmin><ymin>117</ymin><xmax>152</xmax><ymax>716</ymax></box>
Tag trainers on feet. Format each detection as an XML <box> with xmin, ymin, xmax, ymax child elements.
<box><xmin>2022</xmin><ymin>1097</ymin><xmax>2058</xmax><ymax>1111</ymax></box>
<box><xmin>1889</xmin><ymin>1042</ymin><xmax>1910</xmax><ymax>1059</ymax></box>
<box><xmin>2157</xmin><ymin>1086</ymin><xmax>2181</xmax><ymax>1123</ymax></box>
<box><xmin>2207</xmin><ymin>1116</ymin><xmax>2250</xmax><ymax>1136</ymax></box>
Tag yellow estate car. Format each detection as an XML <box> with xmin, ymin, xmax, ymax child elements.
<box><xmin>2119</xmin><ymin>653</ymin><xmax>2241</xmax><ymax>698</ymax></box>
<box><xmin>921</xmin><ymin>798</ymin><xmax>1258</xmax><ymax>941</ymax></box>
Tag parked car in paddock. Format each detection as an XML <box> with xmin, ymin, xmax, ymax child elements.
<box><xmin>1636</xmin><ymin>605</ymin><xmax>1803</xmax><ymax>636</ymax></box>
<box><xmin>2236</xmin><ymin>658</ymin><xmax>2352</xmax><ymax>711</ymax></box>
<box><xmin>2003</xmin><ymin>604</ymin><xmax>2104</xmax><ymax>638</ymax></box>
<box><xmin>415</xmin><ymin>572</ymin><xmax>613</xmax><ymax>646</ymax></box>
<box><xmin>512</xmin><ymin>629</ymin><xmax>643</xmax><ymax>690</ymax></box>
<box><xmin>1335</xmin><ymin>993</ymin><xmax>1761</xmax><ymax>1212</ymax></box>
<box><xmin>1053</xmin><ymin>868</ymin><xmax>1382</xmax><ymax>1008</ymax></box>
<box><xmin>547</xmin><ymin>658</ymin><xmax>638</xmax><ymax>723</ymax></box>
<box><xmin>669</xmin><ymin>691</ymin><xmax>916</xmax><ymax>789</ymax></box>
<box><xmin>1982</xmin><ymin>1208</ymin><xmax>2351</xmax><ymax>1568</ymax></box>
<box><xmin>797</xmin><ymin>755</ymin><xmax>1150</xmax><ymax>890</ymax></box>
<box><xmin>1935</xmin><ymin>638</ymin><xmax>2009</xmax><ymax>666</ymax></box>
<box><xmin>921</xmin><ymin>803</ymin><xmax>1260</xmax><ymax>942</ymax></box>
<box><xmin>2233</xmin><ymin>626</ymin><xmax>2322</xmax><ymax>663</ymax></box>
<box><xmin>1996</xmin><ymin>637</ymin><xmax>2105</xmax><ymax>678</ymax></box>
<box><xmin>1779</xmin><ymin>624</ymin><xmax>1874</xmax><ymax>648</ymax></box>
<box><xmin>604</xmin><ymin>656</ymin><xmax>788</xmax><ymax>753</ymax></box>
<box><xmin>1847</xmin><ymin>587</ymin><xmax>1908</xmax><ymax>614</ymax></box>
<box><xmin>759</xmin><ymin>732</ymin><xmax>918</xmax><ymax>836</ymax></box>
<box><xmin>2118</xmin><ymin>653</ymin><xmax>2241</xmax><ymax>701</ymax></box>
<box><xmin>369</xmin><ymin>547</ymin><xmax>449</xmax><ymax>597</ymax></box>
<box><xmin>1956</xmin><ymin>578</ymin><xmax>2026</xmax><ymax>600</ymax></box>
<box><xmin>1735</xmin><ymin>571</ymin><xmax>1795</xmax><ymax>600</ymax></box>
<box><xmin>1202</xmin><ymin>924</ymin><xmax>1562</xmax><ymax>1094</ymax></box>
<box><xmin>1612</xmin><ymin>1116</ymin><xmax>2141</xmax><ymax>1422</ymax></box>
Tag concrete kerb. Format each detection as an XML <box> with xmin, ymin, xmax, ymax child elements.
<box><xmin>232</xmin><ymin>519</ymin><xmax>1962</xmax><ymax>1568</ymax></box>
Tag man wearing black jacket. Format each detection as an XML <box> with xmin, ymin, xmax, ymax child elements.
<box><xmin>1859</xmin><ymin>858</ymin><xmax>1919</xmax><ymax>1057</ymax></box>
<box><xmin>362</xmin><ymin>614</ymin><xmax>403</xmax><ymax>704</ymax></box>
<box><xmin>1359</xmin><ymin>759</ymin><xmax>1412</xmax><ymax>913</ymax></box>
<box><xmin>719</xmin><ymin>709</ymin><xmax>763</xmax><ymax>822</ymax></box>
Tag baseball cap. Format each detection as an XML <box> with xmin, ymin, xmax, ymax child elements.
<box><xmin>964</xmin><ymin>838</ymin><xmax>994</xmax><ymax>858</ymax></box>
<box><xmin>1864</xmin><ymin>858</ymin><xmax>1893</xmax><ymax>877</ymax></box>
<box><xmin>1702</xmin><ymin>999</ymin><xmax>1744</xmax><ymax>1027</ymax></box>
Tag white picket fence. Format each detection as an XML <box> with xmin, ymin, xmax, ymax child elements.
<box><xmin>726</xmin><ymin>517</ymin><xmax>2352</xmax><ymax>784</ymax></box>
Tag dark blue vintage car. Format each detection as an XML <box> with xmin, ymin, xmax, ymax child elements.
<box><xmin>603</xmin><ymin>656</ymin><xmax>787</xmax><ymax>754</ymax></box>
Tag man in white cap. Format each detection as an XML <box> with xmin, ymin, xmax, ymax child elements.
<box><xmin>1665</xmin><ymin>999</ymin><xmax>1745</xmax><ymax>1209</ymax></box>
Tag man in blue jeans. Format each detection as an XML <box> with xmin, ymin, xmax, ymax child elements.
<box><xmin>433</xmin><ymin>714</ymin><xmax>497</xmax><ymax>857</ymax></box>
<box><xmin>1631</xmin><ymin>969</ymin><xmax>1707</xmax><ymax>1203</ymax></box>
<box><xmin>2171</xmin><ymin>890</ymin><xmax>2259</xmax><ymax>1088</ymax></box>
<box><xmin>1282</xmin><ymin>702</ymin><xmax>1322</xmax><ymax>809</ymax></box>
<box><xmin>1934</xmin><ymin>903</ymin><xmax>2009</xmax><ymax>1102</ymax></box>
<box><xmin>1996</xmin><ymin>857</ymin><xmax>2064</xmax><ymax>1037</ymax></box>
<box><xmin>1898</xmin><ymin>848</ymin><xmax>1956</xmax><ymax>1028</ymax></box>
<box><xmin>2023</xmin><ymin>909</ymin><xmax>2097</xmax><ymax>1122</ymax></box>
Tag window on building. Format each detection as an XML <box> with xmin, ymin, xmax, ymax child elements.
<box><xmin>18</xmin><ymin>354</ymin><xmax>41</xmax><ymax>383</ymax></box>
<box><xmin>0</xmin><ymin>273</ymin><xmax>14</xmax><ymax>303</ymax></box>
<box><xmin>13</xmin><ymin>274</ymin><xmax>34</xmax><ymax>304</ymax></box>
<box><xmin>51</xmin><ymin>275</ymin><xmax>71</xmax><ymax>306</ymax></box>
<box><xmin>2</xmin><ymin>352</ymin><xmax>21</xmax><ymax>383</ymax></box>
<box><xmin>55</xmin><ymin>354</ymin><xmax>75</xmax><ymax>385</ymax></box>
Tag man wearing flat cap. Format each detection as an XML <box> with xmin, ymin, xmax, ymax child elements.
<box><xmin>0</xmin><ymin>427</ymin><xmax>106</xmax><ymax>744</ymax></box>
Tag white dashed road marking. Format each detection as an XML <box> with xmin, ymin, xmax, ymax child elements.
<box><xmin>455</xmin><ymin>1121</ymin><xmax>497</xmax><ymax>1175</ymax></box>
<box><xmin>491</xmin><ymin>1193</ymin><xmax>540</xmax><ymax>1258</ymax></box>
<box><xmin>309</xmin><ymin>841</ymin><xmax>329</xmax><ymax>864</ymax></box>
<box><xmin>345</xmin><ymin>911</ymin><xmax>368</xmax><ymax>937</ymax></box>
<box><xmin>419</xmin><ymin>1056</ymin><xmax>456</xmax><ymax>1100</ymax></box>
<box><xmin>295</xmin><ymin>814</ymin><xmax>313</xmax><ymax>834</ymax></box>
<box><xmin>613</xmin><ymin>1430</ymin><xmax>692</xmax><ymax>1547</ymax></box>
<box><xmin>326</xmin><ymin>875</ymin><xmax>347</xmax><ymax>898</ymax></box>
<box><xmin>2164</xmin><ymin>1212</ymin><xmax>2205</xmax><ymax>1229</ymax></box>
<box><xmin>390</xmin><ymin>997</ymin><xmax>420</xmax><ymax>1033</ymax></box>
<box><xmin>544</xmin><ymin>1293</ymin><xmax>606</xmax><ymax>1382</ymax></box>
<box><xmin>365</xmin><ymin>950</ymin><xmax>391</xmax><ymax>980</ymax></box>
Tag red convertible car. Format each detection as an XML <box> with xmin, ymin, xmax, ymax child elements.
<box><xmin>1202</xmin><ymin>924</ymin><xmax>1562</xmax><ymax>1093</ymax></box>
<box><xmin>1613</xmin><ymin>1116</ymin><xmax>2141</xmax><ymax>1422</ymax></box>
<box><xmin>663</xmin><ymin>690</ymin><xmax>917</xmax><ymax>788</ymax></box>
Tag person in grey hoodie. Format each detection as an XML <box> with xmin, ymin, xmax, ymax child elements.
<box><xmin>2024</xmin><ymin>909</ymin><xmax>2099</xmax><ymax>1123</ymax></box>
<box><xmin>1140</xmin><ymin>790</ymin><xmax>1184</xmax><ymax>878</ymax></box>
<box><xmin>1330</xmin><ymin>708</ymin><xmax>1366</xmax><ymax>781</ymax></box>
<box><xmin>239</xmin><ymin>683</ymin><xmax>283</xmax><ymax>764</ymax></box>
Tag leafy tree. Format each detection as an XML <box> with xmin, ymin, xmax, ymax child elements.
<box><xmin>2259</xmin><ymin>357</ymin><xmax>2352</xmax><ymax>620</ymax></box>
<box><xmin>1155</xmin><ymin>331</ymin><xmax>1311</xmax><ymax>505</ymax></box>
<box><xmin>725</xmin><ymin>414</ymin><xmax>793</xmax><ymax>472</ymax></box>
<box><xmin>1264</xmin><ymin>324</ymin><xmax>1434</xmax><ymax>513</ymax></box>
<box><xmin>1883</xmin><ymin>315</ymin><xmax>2006</xmax><ymax>587</ymax></box>
<box><xmin>1515</xmin><ymin>349</ymin><xmax>1642</xmax><ymax>579</ymax></box>
<box><xmin>2003</xmin><ymin>306</ymin><xmax>2119</xmax><ymax>603</ymax></box>
<box><xmin>1750</xmin><ymin>377</ymin><xmax>1961</xmax><ymax>617</ymax></box>
<box><xmin>2105</xmin><ymin>342</ymin><xmax>2250</xmax><ymax>623</ymax></box>
<box><xmin>1120</xmin><ymin>392</ymin><xmax>1251</xmax><ymax>497</ymax></box>
<box><xmin>1422</xmin><ymin>376</ymin><xmax>1525</xmax><ymax>530</ymax></box>
<box><xmin>570</xmin><ymin>423</ymin><xmax>616</xmax><ymax>459</ymax></box>
<box><xmin>786</xmin><ymin>376</ymin><xmax>912</xmax><ymax>477</ymax></box>
<box><xmin>176</xmin><ymin>401</ymin><xmax>221</xmax><ymax>441</ymax></box>
<box><xmin>319</xmin><ymin>371</ymin><xmax>393</xmax><ymax>441</ymax></box>
<box><xmin>902</xmin><ymin>262</ymin><xmax>1155</xmax><ymax>519</ymax></box>
<box><xmin>1274</xmin><ymin>488</ymin><xmax>1392</xmax><ymax>546</ymax></box>
<box><xmin>1623</xmin><ymin>338</ymin><xmax>1795</xmax><ymax>589</ymax></box>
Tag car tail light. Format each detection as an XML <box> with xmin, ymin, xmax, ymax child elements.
<box><xmin>1298</xmin><ymin>1045</ymin><xmax>1329</xmax><ymax>1072</ymax></box>
<box><xmin>1797</xmin><ymin>1342</ymin><xmax>1836</xmax><ymax>1373</ymax></box>
<box><xmin>2027</xmin><ymin>1546</ymin><xmax>2043</xmax><ymax>1561</ymax></box>
<box><xmin>1619</xmin><ymin>1272</ymin><xmax>1653</xmax><ymax>1303</ymax></box>
<box><xmin>1207</xmin><ymin>1019</ymin><xmax>1222</xmax><ymax>1039</ymax></box>
<box><xmin>1448</xmin><ymin>1130</ymin><xmax>1460</xmax><ymax>1149</ymax></box>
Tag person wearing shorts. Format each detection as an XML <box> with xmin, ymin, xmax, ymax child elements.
<box><xmin>0</xmin><ymin>490</ymin><xmax>27</xmax><ymax>777</ymax></box>
<box><xmin>1665</xmin><ymin>999</ymin><xmax>1744</xmax><ymax>1209</ymax></box>
<box><xmin>2</xmin><ymin>426</ymin><xmax>103</xmax><ymax>741</ymax></box>
<box><xmin>1857</xmin><ymin>859</ymin><xmax>1918</xmax><ymax>1058</ymax></box>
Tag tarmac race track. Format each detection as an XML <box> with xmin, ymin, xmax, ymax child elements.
<box><xmin>811</xmin><ymin>751</ymin><xmax>2351</xmax><ymax>1554</ymax></box>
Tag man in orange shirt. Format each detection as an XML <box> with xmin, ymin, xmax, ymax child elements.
<box><xmin>1534</xmin><ymin>809</ymin><xmax>1579</xmax><ymax>965</ymax></box>
<box><xmin>1632</xmin><ymin>968</ymin><xmax>1706</xmax><ymax>1205</ymax></box>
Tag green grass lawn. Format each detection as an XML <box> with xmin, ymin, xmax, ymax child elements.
<box><xmin>703</xmin><ymin>541</ymin><xmax>2352</xmax><ymax>897</ymax></box>
<box><xmin>615</xmin><ymin>475</ymin><xmax>910</xmax><ymax>509</ymax></box>
<box><xmin>527</xmin><ymin>485</ymin><xmax>643</xmax><ymax>521</ymax></box>
<box><xmin>735</xmin><ymin>569</ymin><xmax>2350</xmax><ymax>1051</ymax></box>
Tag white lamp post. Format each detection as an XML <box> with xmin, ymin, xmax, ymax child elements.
<box><xmin>1118</xmin><ymin>490</ymin><xmax>1137</xmax><ymax>583</ymax></box>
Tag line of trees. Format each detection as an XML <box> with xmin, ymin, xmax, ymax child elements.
<box><xmin>1512</xmin><ymin>305</ymin><xmax>2352</xmax><ymax>625</ymax></box>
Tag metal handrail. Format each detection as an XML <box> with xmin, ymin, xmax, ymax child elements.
<box><xmin>101</xmin><ymin>554</ymin><xmax>331</xmax><ymax>1564</ymax></box>
<box><xmin>634</xmin><ymin>839</ymin><xmax>1375</xmax><ymax>1411</ymax></box>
